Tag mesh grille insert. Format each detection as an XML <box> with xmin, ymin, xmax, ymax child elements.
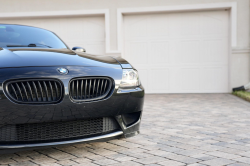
<box><xmin>4</xmin><ymin>79</ymin><xmax>63</xmax><ymax>104</ymax></box>
<box><xmin>69</xmin><ymin>77</ymin><xmax>113</xmax><ymax>102</ymax></box>
<box><xmin>0</xmin><ymin>117</ymin><xmax>119</xmax><ymax>143</ymax></box>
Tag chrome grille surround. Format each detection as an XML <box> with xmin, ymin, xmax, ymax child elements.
<box><xmin>69</xmin><ymin>77</ymin><xmax>114</xmax><ymax>102</ymax></box>
<box><xmin>3</xmin><ymin>78</ymin><xmax>64</xmax><ymax>104</ymax></box>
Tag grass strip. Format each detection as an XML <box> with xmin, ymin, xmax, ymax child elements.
<box><xmin>233</xmin><ymin>90</ymin><xmax>250</xmax><ymax>102</ymax></box>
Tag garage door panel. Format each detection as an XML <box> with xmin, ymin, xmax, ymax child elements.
<box><xmin>150</xmin><ymin>41</ymin><xmax>169</xmax><ymax>64</ymax></box>
<box><xmin>181</xmin><ymin>13</ymin><xmax>201</xmax><ymax>36</ymax></box>
<box><xmin>150</xmin><ymin>68</ymin><xmax>169</xmax><ymax>92</ymax></box>
<box><xmin>125</xmin><ymin>41</ymin><xmax>148</xmax><ymax>65</ymax></box>
<box><xmin>201</xmin><ymin>12</ymin><xmax>228</xmax><ymax>36</ymax></box>
<box><xmin>150</xmin><ymin>14</ymin><xmax>169</xmax><ymax>37</ymax></box>
<box><xmin>200</xmin><ymin>67</ymin><xmax>228</xmax><ymax>92</ymax></box>
<box><xmin>169</xmin><ymin>68</ymin><xmax>180</xmax><ymax>92</ymax></box>
<box><xmin>124</xmin><ymin>15</ymin><xmax>148</xmax><ymax>39</ymax></box>
<box><xmin>202</xmin><ymin>39</ymin><xmax>228</xmax><ymax>63</ymax></box>
<box><xmin>60</xmin><ymin>18</ymin><xmax>85</xmax><ymax>41</ymax></box>
<box><xmin>168</xmin><ymin>15</ymin><xmax>183</xmax><ymax>38</ymax></box>
<box><xmin>180</xmin><ymin>68</ymin><xmax>201</xmax><ymax>92</ymax></box>
<box><xmin>123</xmin><ymin>10</ymin><xmax>229</xmax><ymax>93</ymax></box>
<box><xmin>40</xmin><ymin>18</ymin><xmax>62</xmax><ymax>34</ymax></box>
<box><xmin>179</xmin><ymin>40</ymin><xmax>201</xmax><ymax>64</ymax></box>
<box><xmin>83</xmin><ymin>18</ymin><xmax>105</xmax><ymax>40</ymax></box>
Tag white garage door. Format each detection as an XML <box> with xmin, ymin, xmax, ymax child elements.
<box><xmin>1</xmin><ymin>16</ymin><xmax>105</xmax><ymax>55</ymax></box>
<box><xmin>123</xmin><ymin>10</ymin><xmax>229</xmax><ymax>93</ymax></box>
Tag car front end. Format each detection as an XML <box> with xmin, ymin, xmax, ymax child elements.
<box><xmin>0</xmin><ymin>24</ymin><xmax>144</xmax><ymax>150</ymax></box>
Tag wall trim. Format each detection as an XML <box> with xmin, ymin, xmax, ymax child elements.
<box><xmin>232</xmin><ymin>48</ymin><xmax>250</xmax><ymax>54</ymax></box>
<box><xmin>117</xmin><ymin>2</ymin><xmax>238</xmax><ymax>54</ymax></box>
<box><xmin>0</xmin><ymin>9</ymin><xmax>116</xmax><ymax>54</ymax></box>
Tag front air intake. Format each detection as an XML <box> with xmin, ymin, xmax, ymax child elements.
<box><xmin>0</xmin><ymin>117</ymin><xmax>120</xmax><ymax>143</ymax></box>
<box><xmin>69</xmin><ymin>77</ymin><xmax>113</xmax><ymax>102</ymax></box>
<box><xmin>4</xmin><ymin>79</ymin><xmax>63</xmax><ymax>104</ymax></box>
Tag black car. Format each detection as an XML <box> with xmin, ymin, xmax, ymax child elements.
<box><xmin>0</xmin><ymin>24</ymin><xmax>144</xmax><ymax>150</ymax></box>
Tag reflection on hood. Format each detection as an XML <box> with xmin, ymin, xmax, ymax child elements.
<box><xmin>0</xmin><ymin>48</ymin><xmax>120</xmax><ymax>68</ymax></box>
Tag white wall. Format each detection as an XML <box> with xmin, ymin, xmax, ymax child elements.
<box><xmin>0</xmin><ymin>0</ymin><xmax>249</xmax><ymax>90</ymax></box>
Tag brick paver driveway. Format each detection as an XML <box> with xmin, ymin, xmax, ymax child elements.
<box><xmin>1</xmin><ymin>94</ymin><xmax>250</xmax><ymax>166</ymax></box>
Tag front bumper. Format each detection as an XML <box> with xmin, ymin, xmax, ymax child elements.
<box><xmin>0</xmin><ymin>131</ymin><xmax>124</xmax><ymax>149</ymax></box>
<box><xmin>0</xmin><ymin>66</ymin><xmax>144</xmax><ymax>149</ymax></box>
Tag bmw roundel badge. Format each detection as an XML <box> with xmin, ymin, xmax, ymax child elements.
<box><xmin>57</xmin><ymin>68</ymin><xmax>69</xmax><ymax>75</ymax></box>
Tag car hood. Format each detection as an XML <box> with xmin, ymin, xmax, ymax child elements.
<box><xmin>0</xmin><ymin>48</ymin><xmax>121</xmax><ymax>68</ymax></box>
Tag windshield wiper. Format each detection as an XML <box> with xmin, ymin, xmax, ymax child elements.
<box><xmin>6</xmin><ymin>43</ymin><xmax>52</xmax><ymax>48</ymax></box>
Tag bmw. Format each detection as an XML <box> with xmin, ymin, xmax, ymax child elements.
<box><xmin>0</xmin><ymin>24</ymin><xmax>144</xmax><ymax>150</ymax></box>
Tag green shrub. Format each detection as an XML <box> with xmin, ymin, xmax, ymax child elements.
<box><xmin>233</xmin><ymin>91</ymin><xmax>250</xmax><ymax>102</ymax></box>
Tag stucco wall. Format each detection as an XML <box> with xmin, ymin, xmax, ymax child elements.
<box><xmin>0</xmin><ymin>0</ymin><xmax>249</xmax><ymax>89</ymax></box>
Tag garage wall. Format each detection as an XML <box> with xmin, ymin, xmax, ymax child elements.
<box><xmin>0</xmin><ymin>0</ymin><xmax>249</xmax><ymax>91</ymax></box>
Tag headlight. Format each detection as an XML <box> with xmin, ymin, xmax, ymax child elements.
<box><xmin>120</xmin><ymin>69</ymin><xmax>140</xmax><ymax>88</ymax></box>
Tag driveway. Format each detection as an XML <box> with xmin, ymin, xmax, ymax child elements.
<box><xmin>1</xmin><ymin>94</ymin><xmax>250</xmax><ymax>166</ymax></box>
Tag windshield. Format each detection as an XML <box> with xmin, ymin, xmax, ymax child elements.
<box><xmin>0</xmin><ymin>24</ymin><xmax>67</xmax><ymax>48</ymax></box>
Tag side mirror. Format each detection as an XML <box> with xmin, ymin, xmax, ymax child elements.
<box><xmin>72</xmin><ymin>47</ymin><xmax>86</xmax><ymax>52</ymax></box>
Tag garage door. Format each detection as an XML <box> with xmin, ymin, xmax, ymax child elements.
<box><xmin>123</xmin><ymin>10</ymin><xmax>229</xmax><ymax>93</ymax></box>
<box><xmin>1</xmin><ymin>16</ymin><xmax>105</xmax><ymax>55</ymax></box>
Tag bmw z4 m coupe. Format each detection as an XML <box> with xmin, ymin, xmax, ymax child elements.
<box><xmin>0</xmin><ymin>24</ymin><xmax>144</xmax><ymax>150</ymax></box>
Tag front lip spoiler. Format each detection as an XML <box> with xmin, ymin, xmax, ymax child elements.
<box><xmin>0</xmin><ymin>131</ymin><xmax>123</xmax><ymax>149</ymax></box>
